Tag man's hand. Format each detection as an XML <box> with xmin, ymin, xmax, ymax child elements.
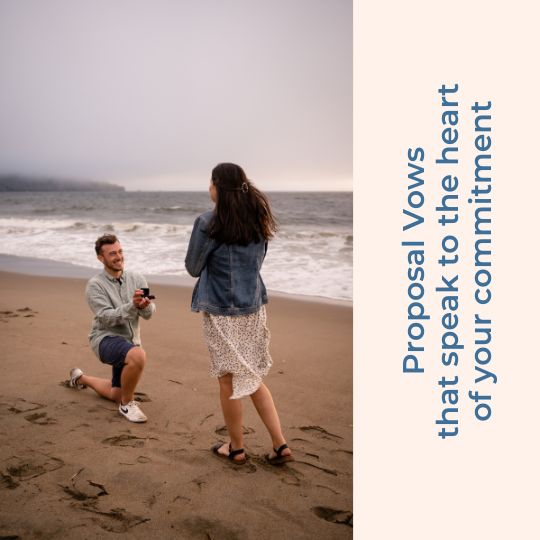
<box><xmin>133</xmin><ymin>289</ymin><xmax>152</xmax><ymax>310</ymax></box>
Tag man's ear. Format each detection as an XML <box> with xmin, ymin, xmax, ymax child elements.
<box><xmin>97</xmin><ymin>254</ymin><xmax>104</xmax><ymax>264</ymax></box>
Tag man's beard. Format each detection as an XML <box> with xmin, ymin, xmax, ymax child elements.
<box><xmin>105</xmin><ymin>260</ymin><xmax>123</xmax><ymax>272</ymax></box>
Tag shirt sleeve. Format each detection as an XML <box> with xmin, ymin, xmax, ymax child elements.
<box><xmin>86</xmin><ymin>280</ymin><xmax>139</xmax><ymax>326</ymax></box>
<box><xmin>138</xmin><ymin>302</ymin><xmax>155</xmax><ymax>320</ymax></box>
<box><xmin>185</xmin><ymin>215</ymin><xmax>215</xmax><ymax>277</ymax></box>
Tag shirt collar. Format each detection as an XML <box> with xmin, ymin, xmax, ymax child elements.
<box><xmin>102</xmin><ymin>270</ymin><xmax>125</xmax><ymax>284</ymax></box>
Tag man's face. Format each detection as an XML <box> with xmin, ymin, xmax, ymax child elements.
<box><xmin>98</xmin><ymin>241</ymin><xmax>124</xmax><ymax>273</ymax></box>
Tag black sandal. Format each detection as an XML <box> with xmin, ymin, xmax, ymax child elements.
<box><xmin>266</xmin><ymin>443</ymin><xmax>294</xmax><ymax>465</ymax></box>
<box><xmin>211</xmin><ymin>442</ymin><xmax>247</xmax><ymax>465</ymax></box>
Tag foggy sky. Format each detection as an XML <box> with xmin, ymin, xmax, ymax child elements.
<box><xmin>0</xmin><ymin>0</ymin><xmax>351</xmax><ymax>191</ymax></box>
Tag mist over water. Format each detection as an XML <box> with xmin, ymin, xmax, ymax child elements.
<box><xmin>0</xmin><ymin>191</ymin><xmax>352</xmax><ymax>300</ymax></box>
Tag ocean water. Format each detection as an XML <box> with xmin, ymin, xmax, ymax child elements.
<box><xmin>0</xmin><ymin>191</ymin><xmax>352</xmax><ymax>301</ymax></box>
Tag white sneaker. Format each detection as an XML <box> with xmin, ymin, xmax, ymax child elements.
<box><xmin>69</xmin><ymin>367</ymin><xmax>86</xmax><ymax>389</ymax></box>
<box><xmin>118</xmin><ymin>401</ymin><xmax>147</xmax><ymax>423</ymax></box>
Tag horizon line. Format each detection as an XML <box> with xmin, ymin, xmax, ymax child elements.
<box><xmin>124</xmin><ymin>188</ymin><xmax>353</xmax><ymax>193</ymax></box>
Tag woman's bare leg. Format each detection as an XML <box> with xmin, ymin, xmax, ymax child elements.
<box><xmin>250</xmin><ymin>383</ymin><xmax>292</xmax><ymax>458</ymax></box>
<box><xmin>216</xmin><ymin>374</ymin><xmax>246</xmax><ymax>462</ymax></box>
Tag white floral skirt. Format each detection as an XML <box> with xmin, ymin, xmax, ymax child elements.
<box><xmin>202</xmin><ymin>306</ymin><xmax>273</xmax><ymax>399</ymax></box>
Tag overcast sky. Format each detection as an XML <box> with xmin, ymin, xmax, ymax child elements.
<box><xmin>0</xmin><ymin>0</ymin><xmax>351</xmax><ymax>191</ymax></box>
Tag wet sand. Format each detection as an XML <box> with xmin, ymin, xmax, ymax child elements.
<box><xmin>0</xmin><ymin>271</ymin><xmax>352</xmax><ymax>539</ymax></box>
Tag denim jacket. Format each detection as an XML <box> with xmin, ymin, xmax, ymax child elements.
<box><xmin>185</xmin><ymin>210</ymin><xmax>268</xmax><ymax>315</ymax></box>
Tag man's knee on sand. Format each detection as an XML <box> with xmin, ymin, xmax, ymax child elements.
<box><xmin>125</xmin><ymin>347</ymin><xmax>146</xmax><ymax>371</ymax></box>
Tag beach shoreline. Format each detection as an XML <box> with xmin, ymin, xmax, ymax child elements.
<box><xmin>0</xmin><ymin>253</ymin><xmax>353</xmax><ymax>307</ymax></box>
<box><xmin>0</xmin><ymin>270</ymin><xmax>352</xmax><ymax>538</ymax></box>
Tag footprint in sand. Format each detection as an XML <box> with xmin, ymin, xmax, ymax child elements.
<box><xmin>312</xmin><ymin>506</ymin><xmax>353</xmax><ymax>527</ymax></box>
<box><xmin>144</xmin><ymin>491</ymin><xmax>163</xmax><ymax>509</ymax></box>
<box><xmin>17</xmin><ymin>307</ymin><xmax>35</xmax><ymax>314</ymax></box>
<box><xmin>24</xmin><ymin>411</ymin><xmax>57</xmax><ymax>425</ymax></box>
<box><xmin>297</xmin><ymin>425</ymin><xmax>343</xmax><ymax>442</ymax></box>
<box><xmin>235</xmin><ymin>462</ymin><xmax>257</xmax><ymax>474</ymax></box>
<box><xmin>173</xmin><ymin>494</ymin><xmax>191</xmax><ymax>503</ymax></box>
<box><xmin>2</xmin><ymin>453</ymin><xmax>64</xmax><ymax>484</ymax></box>
<box><xmin>76</xmin><ymin>505</ymin><xmax>150</xmax><ymax>533</ymax></box>
<box><xmin>0</xmin><ymin>307</ymin><xmax>38</xmax><ymax>321</ymax></box>
<box><xmin>18</xmin><ymin>307</ymin><xmax>38</xmax><ymax>317</ymax></box>
<box><xmin>215</xmin><ymin>425</ymin><xmax>255</xmax><ymax>436</ymax></box>
<box><xmin>101</xmin><ymin>434</ymin><xmax>157</xmax><ymax>448</ymax></box>
<box><xmin>1</xmin><ymin>398</ymin><xmax>44</xmax><ymax>415</ymax></box>
<box><xmin>178</xmin><ymin>516</ymin><xmax>247</xmax><ymax>540</ymax></box>
<box><xmin>59</xmin><ymin>469</ymin><xmax>109</xmax><ymax>502</ymax></box>
<box><xmin>1</xmin><ymin>472</ymin><xmax>20</xmax><ymax>490</ymax></box>
<box><xmin>134</xmin><ymin>392</ymin><xmax>151</xmax><ymax>402</ymax></box>
<box><xmin>252</xmin><ymin>456</ymin><xmax>303</xmax><ymax>484</ymax></box>
<box><xmin>208</xmin><ymin>453</ymin><xmax>258</xmax><ymax>475</ymax></box>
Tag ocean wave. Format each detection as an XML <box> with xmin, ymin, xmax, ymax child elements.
<box><xmin>0</xmin><ymin>218</ymin><xmax>192</xmax><ymax>236</ymax></box>
<box><xmin>0</xmin><ymin>192</ymin><xmax>353</xmax><ymax>300</ymax></box>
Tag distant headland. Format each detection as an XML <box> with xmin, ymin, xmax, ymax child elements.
<box><xmin>0</xmin><ymin>175</ymin><xmax>125</xmax><ymax>192</ymax></box>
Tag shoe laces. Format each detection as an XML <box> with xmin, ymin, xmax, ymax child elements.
<box><xmin>124</xmin><ymin>400</ymin><xmax>140</xmax><ymax>409</ymax></box>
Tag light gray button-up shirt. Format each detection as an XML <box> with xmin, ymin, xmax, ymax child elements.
<box><xmin>86</xmin><ymin>270</ymin><xmax>155</xmax><ymax>357</ymax></box>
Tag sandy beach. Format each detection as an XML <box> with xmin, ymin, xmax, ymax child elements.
<box><xmin>0</xmin><ymin>270</ymin><xmax>352</xmax><ymax>539</ymax></box>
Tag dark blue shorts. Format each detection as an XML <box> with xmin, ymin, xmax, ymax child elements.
<box><xmin>98</xmin><ymin>336</ymin><xmax>137</xmax><ymax>388</ymax></box>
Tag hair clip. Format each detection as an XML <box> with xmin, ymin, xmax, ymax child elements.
<box><xmin>225</xmin><ymin>182</ymin><xmax>249</xmax><ymax>193</ymax></box>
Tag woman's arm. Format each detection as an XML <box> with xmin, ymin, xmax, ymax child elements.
<box><xmin>185</xmin><ymin>215</ymin><xmax>215</xmax><ymax>277</ymax></box>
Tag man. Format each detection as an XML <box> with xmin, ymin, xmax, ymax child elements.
<box><xmin>69</xmin><ymin>234</ymin><xmax>155</xmax><ymax>423</ymax></box>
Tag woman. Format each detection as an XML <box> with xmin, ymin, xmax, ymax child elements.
<box><xmin>185</xmin><ymin>163</ymin><xmax>293</xmax><ymax>466</ymax></box>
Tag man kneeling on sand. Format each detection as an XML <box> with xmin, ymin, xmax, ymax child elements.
<box><xmin>69</xmin><ymin>234</ymin><xmax>155</xmax><ymax>423</ymax></box>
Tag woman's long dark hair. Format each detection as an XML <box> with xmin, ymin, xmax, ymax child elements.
<box><xmin>208</xmin><ymin>163</ymin><xmax>277</xmax><ymax>245</ymax></box>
